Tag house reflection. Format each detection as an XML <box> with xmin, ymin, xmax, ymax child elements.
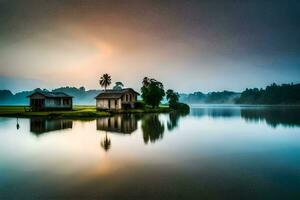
<box><xmin>30</xmin><ymin>118</ymin><xmax>73</xmax><ymax>135</ymax></box>
<box><xmin>96</xmin><ymin>114</ymin><xmax>138</xmax><ymax>134</ymax></box>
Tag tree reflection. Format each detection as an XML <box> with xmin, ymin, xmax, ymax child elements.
<box><xmin>190</xmin><ymin>106</ymin><xmax>300</xmax><ymax>128</ymax></box>
<box><xmin>241</xmin><ymin>107</ymin><xmax>300</xmax><ymax>128</ymax></box>
<box><xmin>16</xmin><ymin>117</ymin><xmax>20</xmax><ymax>130</ymax></box>
<box><xmin>167</xmin><ymin>110</ymin><xmax>189</xmax><ymax>131</ymax></box>
<box><xmin>191</xmin><ymin>107</ymin><xmax>240</xmax><ymax>119</ymax></box>
<box><xmin>100</xmin><ymin>132</ymin><xmax>111</xmax><ymax>152</ymax></box>
<box><xmin>141</xmin><ymin>114</ymin><xmax>164</xmax><ymax>144</ymax></box>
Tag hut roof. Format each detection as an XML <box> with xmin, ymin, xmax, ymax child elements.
<box><xmin>27</xmin><ymin>91</ymin><xmax>73</xmax><ymax>98</ymax></box>
<box><xmin>95</xmin><ymin>88</ymin><xmax>139</xmax><ymax>99</ymax></box>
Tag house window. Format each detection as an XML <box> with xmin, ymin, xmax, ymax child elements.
<box><xmin>115</xmin><ymin>100</ymin><xmax>118</xmax><ymax>107</ymax></box>
<box><xmin>54</xmin><ymin>99</ymin><xmax>61</xmax><ymax>105</ymax></box>
<box><xmin>63</xmin><ymin>99</ymin><xmax>69</xmax><ymax>105</ymax></box>
<box><xmin>126</xmin><ymin>95</ymin><xmax>128</xmax><ymax>102</ymax></box>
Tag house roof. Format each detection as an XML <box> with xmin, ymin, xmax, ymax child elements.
<box><xmin>95</xmin><ymin>88</ymin><xmax>139</xmax><ymax>99</ymax></box>
<box><xmin>27</xmin><ymin>91</ymin><xmax>73</xmax><ymax>98</ymax></box>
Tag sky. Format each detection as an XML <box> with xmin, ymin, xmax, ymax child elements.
<box><xmin>0</xmin><ymin>0</ymin><xmax>300</xmax><ymax>93</ymax></box>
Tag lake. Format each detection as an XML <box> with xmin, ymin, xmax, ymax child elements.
<box><xmin>1</xmin><ymin>105</ymin><xmax>300</xmax><ymax>199</ymax></box>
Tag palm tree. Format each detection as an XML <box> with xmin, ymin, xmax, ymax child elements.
<box><xmin>100</xmin><ymin>132</ymin><xmax>111</xmax><ymax>152</ymax></box>
<box><xmin>99</xmin><ymin>73</ymin><xmax>112</xmax><ymax>91</ymax></box>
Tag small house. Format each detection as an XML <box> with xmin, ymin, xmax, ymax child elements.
<box><xmin>27</xmin><ymin>91</ymin><xmax>73</xmax><ymax>111</ymax></box>
<box><xmin>95</xmin><ymin>88</ymin><xmax>139</xmax><ymax>110</ymax></box>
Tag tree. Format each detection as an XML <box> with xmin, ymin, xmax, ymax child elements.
<box><xmin>166</xmin><ymin>89</ymin><xmax>190</xmax><ymax>111</ymax></box>
<box><xmin>141</xmin><ymin>77</ymin><xmax>165</xmax><ymax>108</ymax></box>
<box><xmin>236</xmin><ymin>83</ymin><xmax>300</xmax><ymax>104</ymax></box>
<box><xmin>113</xmin><ymin>81</ymin><xmax>124</xmax><ymax>90</ymax></box>
<box><xmin>166</xmin><ymin>89</ymin><xmax>179</xmax><ymax>109</ymax></box>
<box><xmin>142</xmin><ymin>77</ymin><xmax>150</xmax><ymax>87</ymax></box>
<box><xmin>79</xmin><ymin>86</ymin><xmax>85</xmax><ymax>92</ymax></box>
<box><xmin>99</xmin><ymin>73</ymin><xmax>112</xmax><ymax>91</ymax></box>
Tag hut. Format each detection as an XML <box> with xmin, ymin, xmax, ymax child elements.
<box><xmin>95</xmin><ymin>88</ymin><xmax>139</xmax><ymax>110</ymax></box>
<box><xmin>27</xmin><ymin>91</ymin><xmax>73</xmax><ymax>111</ymax></box>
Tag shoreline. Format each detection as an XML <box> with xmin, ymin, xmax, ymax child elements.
<box><xmin>189</xmin><ymin>103</ymin><xmax>300</xmax><ymax>107</ymax></box>
<box><xmin>0</xmin><ymin>105</ymin><xmax>171</xmax><ymax>119</ymax></box>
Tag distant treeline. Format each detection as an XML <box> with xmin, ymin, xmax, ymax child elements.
<box><xmin>236</xmin><ymin>83</ymin><xmax>300</xmax><ymax>104</ymax></box>
<box><xmin>180</xmin><ymin>91</ymin><xmax>240</xmax><ymax>104</ymax></box>
<box><xmin>180</xmin><ymin>83</ymin><xmax>300</xmax><ymax>104</ymax></box>
<box><xmin>1</xmin><ymin>83</ymin><xmax>299</xmax><ymax>105</ymax></box>
<box><xmin>0</xmin><ymin>87</ymin><xmax>100</xmax><ymax>105</ymax></box>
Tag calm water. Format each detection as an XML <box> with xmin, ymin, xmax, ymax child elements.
<box><xmin>1</xmin><ymin>105</ymin><xmax>300</xmax><ymax>199</ymax></box>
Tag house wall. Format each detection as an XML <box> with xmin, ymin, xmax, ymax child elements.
<box><xmin>45</xmin><ymin>98</ymin><xmax>72</xmax><ymax>108</ymax></box>
<box><xmin>96</xmin><ymin>99</ymin><xmax>122</xmax><ymax>110</ymax></box>
<box><xmin>96</xmin><ymin>91</ymin><xmax>138</xmax><ymax>110</ymax></box>
<box><xmin>29</xmin><ymin>93</ymin><xmax>72</xmax><ymax>111</ymax></box>
<box><xmin>97</xmin><ymin>99</ymin><xmax>108</xmax><ymax>109</ymax></box>
<box><xmin>121</xmin><ymin>92</ymin><xmax>137</xmax><ymax>103</ymax></box>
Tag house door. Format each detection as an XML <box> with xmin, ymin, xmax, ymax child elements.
<box><xmin>31</xmin><ymin>99</ymin><xmax>45</xmax><ymax>111</ymax></box>
<box><xmin>108</xmin><ymin>100</ymin><xmax>111</xmax><ymax>109</ymax></box>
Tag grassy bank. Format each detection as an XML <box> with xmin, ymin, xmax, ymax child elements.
<box><xmin>0</xmin><ymin>106</ymin><xmax>109</xmax><ymax>118</ymax></box>
<box><xmin>0</xmin><ymin>105</ymin><xmax>171</xmax><ymax>118</ymax></box>
<box><xmin>111</xmin><ymin>105</ymin><xmax>171</xmax><ymax>114</ymax></box>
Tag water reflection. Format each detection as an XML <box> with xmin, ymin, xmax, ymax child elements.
<box><xmin>16</xmin><ymin>118</ymin><xmax>20</xmax><ymax>130</ymax></box>
<box><xmin>26</xmin><ymin>106</ymin><xmax>300</xmax><ymax>140</ymax></box>
<box><xmin>30</xmin><ymin>118</ymin><xmax>73</xmax><ymax>135</ymax></box>
<box><xmin>191</xmin><ymin>106</ymin><xmax>300</xmax><ymax>128</ymax></box>
<box><xmin>141</xmin><ymin>114</ymin><xmax>165</xmax><ymax>144</ymax></box>
<box><xmin>2</xmin><ymin>107</ymin><xmax>300</xmax><ymax>199</ymax></box>
<box><xmin>167</xmin><ymin>110</ymin><xmax>190</xmax><ymax>131</ymax></box>
<box><xmin>100</xmin><ymin>133</ymin><xmax>111</xmax><ymax>152</ymax></box>
<box><xmin>241</xmin><ymin>107</ymin><xmax>300</xmax><ymax>128</ymax></box>
<box><xmin>96</xmin><ymin>114</ymin><xmax>138</xmax><ymax>134</ymax></box>
<box><xmin>96</xmin><ymin>112</ymin><xmax>189</xmax><ymax>146</ymax></box>
<box><xmin>97</xmin><ymin>114</ymin><xmax>140</xmax><ymax>152</ymax></box>
<box><xmin>191</xmin><ymin>106</ymin><xmax>240</xmax><ymax>118</ymax></box>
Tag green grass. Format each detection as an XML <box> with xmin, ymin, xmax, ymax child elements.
<box><xmin>0</xmin><ymin>105</ymin><xmax>171</xmax><ymax>118</ymax></box>
<box><xmin>111</xmin><ymin>106</ymin><xmax>170</xmax><ymax>114</ymax></box>
<box><xmin>0</xmin><ymin>106</ymin><xmax>110</xmax><ymax>118</ymax></box>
